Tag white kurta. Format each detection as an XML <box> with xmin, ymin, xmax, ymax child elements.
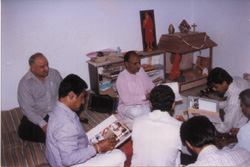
<box><xmin>131</xmin><ymin>110</ymin><xmax>182</xmax><ymax>166</ymax></box>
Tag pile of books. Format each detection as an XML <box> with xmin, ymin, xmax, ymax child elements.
<box><xmin>99</xmin><ymin>81</ymin><xmax>113</xmax><ymax>91</ymax></box>
<box><xmin>90</xmin><ymin>51</ymin><xmax>123</xmax><ymax>63</ymax></box>
<box><xmin>142</xmin><ymin>64</ymin><xmax>164</xmax><ymax>85</ymax></box>
<box><xmin>102</xmin><ymin>63</ymin><xmax>125</xmax><ymax>79</ymax></box>
<box><xmin>90</xmin><ymin>55</ymin><xmax>107</xmax><ymax>63</ymax></box>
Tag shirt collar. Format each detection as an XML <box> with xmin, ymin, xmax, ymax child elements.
<box><xmin>198</xmin><ymin>145</ymin><xmax>218</xmax><ymax>160</ymax></box>
<box><xmin>125</xmin><ymin>67</ymin><xmax>143</xmax><ymax>76</ymax></box>
<box><xmin>25</xmin><ymin>69</ymin><xmax>49</xmax><ymax>83</ymax></box>
<box><xmin>225</xmin><ymin>80</ymin><xmax>233</xmax><ymax>97</ymax></box>
<box><xmin>150</xmin><ymin>109</ymin><xmax>172</xmax><ymax>119</ymax></box>
<box><xmin>56</xmin><ymin>101</ymin><xmax>78</xmax><ymax>120</ymax></box>
<box><xmin>24</xmin><ymin>70</ymin><xmax>35</xmax><ymax>79</ymax></box>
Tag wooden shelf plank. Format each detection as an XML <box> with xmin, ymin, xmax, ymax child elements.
<box><xmin>166</xmin><ymin>69</ymin><xmax>207</xmax><ymax>92</ymax></box>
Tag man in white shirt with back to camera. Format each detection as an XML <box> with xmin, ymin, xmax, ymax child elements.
<box><xmin>131</xmin><ymin>85</ymin><xmax>182</xmax><ymax>166</ymax></box>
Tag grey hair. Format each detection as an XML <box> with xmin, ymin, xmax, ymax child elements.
<box><xmin>29</xmin><ymin>53</ymin><xmax>44</xmax><ymax>66</ymax></box>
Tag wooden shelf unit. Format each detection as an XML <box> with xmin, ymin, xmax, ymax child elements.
<box><xmin>158</xmin><ymin>32</ymin><xmax>217</xmax><ymax>91</ymax></box>
<box><xmin>87</xmin><ymin>50</ymin><xmax>166</xmax><ymax>96</ymax></box>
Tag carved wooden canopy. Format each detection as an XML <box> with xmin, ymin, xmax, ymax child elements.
<box><xmin>158</xmin><ymin>32</ymin><xmax>217</xmax><ymax>54</ymax></box>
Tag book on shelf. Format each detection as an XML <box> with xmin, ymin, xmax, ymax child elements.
<box><xmin>87</xmin><ymin>115</ymin><xmax>131</xmax><ymax>148</ymax></box>
<box><xmin>102</xmin><ymin>74</ymin><xmax>119</xmax><ymax>80</ymax></box>
<box><xmin>90</xmin><ymin>57</ymin><xmax>107</xmax><ymax>63</ymax></box>
<box><xmin>106</xmin><ymin>62</ymin><xmax>125</xmax><ymax>68</ymax></box>
<box><xmin>102</xmin><ymin>70</ymin><xmax>121</xmax><ymax>78</ymax></box>
<box><xmin>187</xmin><ymin>96</ymin><xmax>222</xmax><ymax>123</ymax></box>
<box><xmin>152</xmin><ymin>77</ymin><xmax>164</xmax><ymax>85</ymax></box>
<box><xmin>99</xmin><ymin>82</ymin><xmax>113</xmax><ymax>91</ymax></box>
<box><xmin>142</xmin><ymin>64</ymin><xmax>155</xmax><ymax>72</ymax></box>
<box><xmin>102</xmin><ymin>63</ymin><xmax>125</xmax><ymax>79</ymax></box>
<box><xmin>147</xmin><ymin>69</ymin><xmax>164</xmax><ymax>79</ymax></box>
<box><xmin>146</xmin><ymin>69</ymin><xmax>162</xmax><ymax>76</ymax></box>
<box><xmin>108</xmin><ymin>57</ymin><xmax>124</xmax><ymax>62</ymax></box>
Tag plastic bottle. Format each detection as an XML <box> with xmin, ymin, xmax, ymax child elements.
<box><xmin>117</xmin><ymin>47</ymin><xmax>122</xmax><ymax>57</ymax></box>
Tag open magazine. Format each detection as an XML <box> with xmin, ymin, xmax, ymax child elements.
<box><xmin>87</xmin><ymin>115</ymin><xmax>131</xmax><ymax>148</ymax></box>
<box><xmin>187</xmin><ymin>96</ymin><xmax>222</xmax><ymax>123</ymax></box>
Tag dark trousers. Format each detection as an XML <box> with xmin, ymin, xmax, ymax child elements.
<box><xmin>18</xmin><ymin>115</ymin><xmax>49</xmax><ymax>143</ymax></box>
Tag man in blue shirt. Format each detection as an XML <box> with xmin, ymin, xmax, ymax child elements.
<box><xmin>46</xmin><ymin>74</ymin><xmax>126</xmax><ymax>167</ymax></box>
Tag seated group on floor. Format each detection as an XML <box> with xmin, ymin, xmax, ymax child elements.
<box><xmin>16</xmin><ymin>51</ymin><xmax>250</xmax><ymax>166</ymax></box>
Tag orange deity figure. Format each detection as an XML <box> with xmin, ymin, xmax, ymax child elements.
<box><xmin>169</xmin><ymin>54</ymin><xmax>181</xmax><ymax>80</ymax></box>
<box><xmin>143</xmin><ymin>12</ymin><xmax>154</xmax><ymax>51</ymax></box>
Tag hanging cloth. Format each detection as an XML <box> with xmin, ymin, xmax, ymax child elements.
<box><xmin>169</xmin><ymin>54</ymin><xmax>181</xmax><ymax>80</ymax></box>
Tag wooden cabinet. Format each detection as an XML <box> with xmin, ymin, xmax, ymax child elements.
<box><xmin>87</xmin><ymin>50</ymin><xmax>166</xmax><ymax>97</ymax></box>
<box><xmin>158</xmin><ymin>32</ymin><xmax>217</xmax><ymax>91</ymax></box>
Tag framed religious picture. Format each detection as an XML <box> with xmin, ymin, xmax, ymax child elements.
<box><xmin>140</xmin><ymin>10</ymin><xmax>157</xmax><ymax>52</ymax></box>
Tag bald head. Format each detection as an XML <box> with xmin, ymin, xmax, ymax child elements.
<box><xmin>29</xmin><ymin>53</ymin><xmax>49</xmax><ymax>81</ymax></box>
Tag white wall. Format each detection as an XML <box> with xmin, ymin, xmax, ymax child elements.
<box><xmin>2</xmin><ymin>0</ymin><xmax>250</xmax><ymax>110</ymax></box>
<box><xmin>192</xmin><ymin>0</ymin><xmax>250</xmax><ymax>76</ymax></box>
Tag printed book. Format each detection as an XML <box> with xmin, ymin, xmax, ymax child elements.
<box><xmin>87</xmin><ymin>115</ymin><xmax>131</xmax><ymax>148</ymax></box>
<box><xmin>187</xmin><ymin>96</ymin><xmax>222</xmax><ymax>123</ymax></box>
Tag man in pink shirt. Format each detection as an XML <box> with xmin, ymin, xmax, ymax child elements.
<box><xmin>116</xmin><ymin>51</ymin><xmax>155</xmax><ymax>119</ymax></box>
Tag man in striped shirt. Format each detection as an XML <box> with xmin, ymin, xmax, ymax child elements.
<box><xmin>180</xmin><ymin>116</ymin><xmax>250</xmax><ymax>166</ymax></box>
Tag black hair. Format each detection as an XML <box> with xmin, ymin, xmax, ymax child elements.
<box><xmin>150</xmin><ymin>85</ymin><xmax>175</xmax><ymax>111</ymax></box>
<box><xmin>239</xmin><ymin>88</ymin><xmax>250</xmax><ymax>107</ymax></box>
<box><xmin>59</xmin><ymin>74</ymin><xmax>88</xmax><ymax>99</ymax></box>
<box><xmin>207</xmin><ymin>67</ymin><xmax>233</xmax><ymax>87</ymax></box>
<box><xmin>124</xmin><ymin>51</ymin><xmax>139</xmax><ymax>63</ymax></box>
<box><xmin>180</xmin><ymin>116</ymin><xmax>216</xmax><ymax>148</ymax></box>
<box><xmin>29</xmin><ymin>53</ymin><xmax>45</xmax><ymax>66</ymax></box>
